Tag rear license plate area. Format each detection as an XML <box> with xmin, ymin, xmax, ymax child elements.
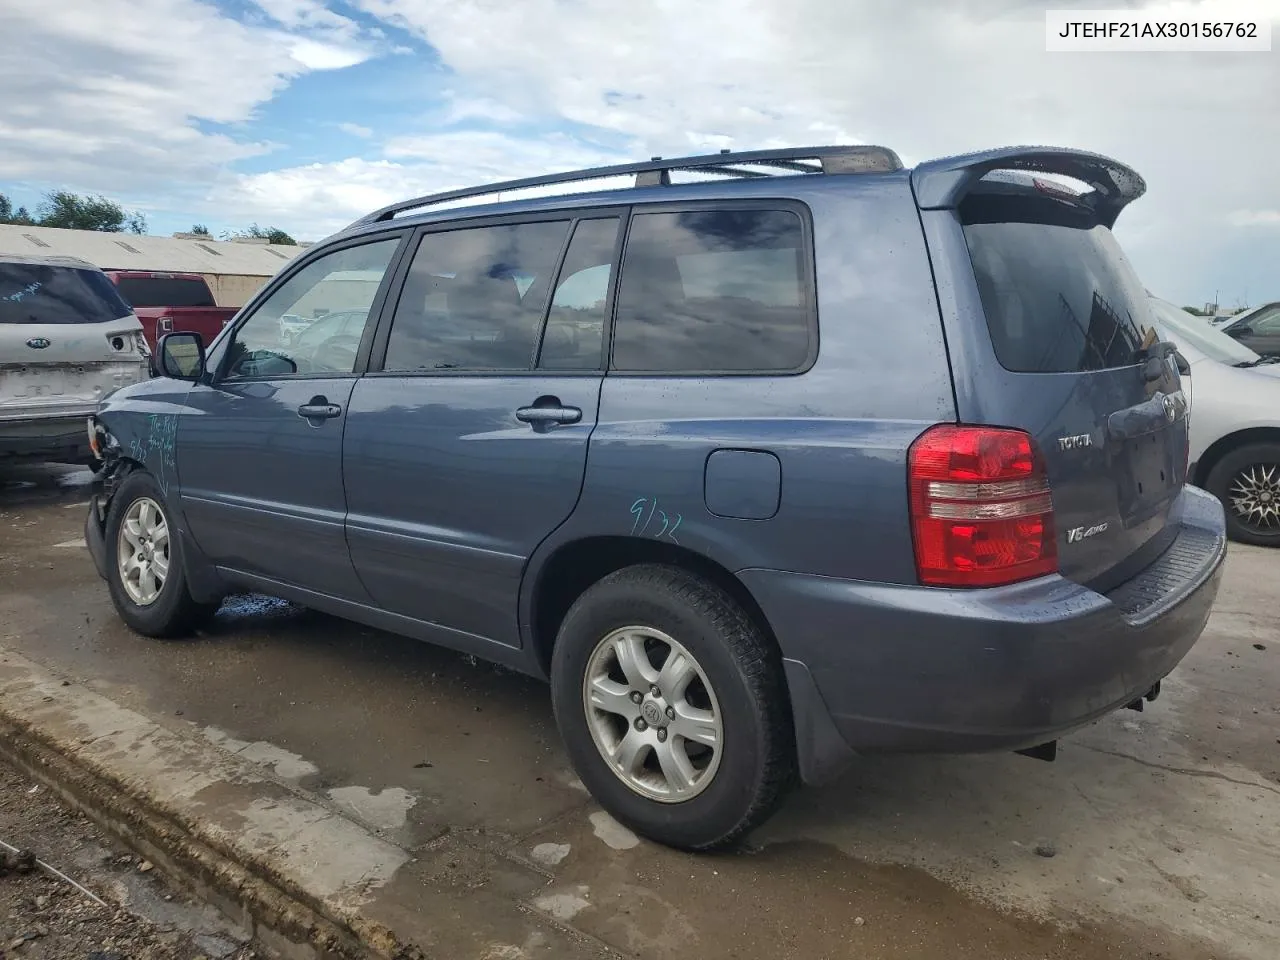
<box><xmin>0</xmin><ymin>368</ymin><xmax>68</xmax><ymax>401</ymax></box>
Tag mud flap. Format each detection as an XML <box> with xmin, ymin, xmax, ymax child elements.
<box><xmin>783</xmin><ymin>658</ymin><xmax>857</xmax><ymax>786</ymax></box>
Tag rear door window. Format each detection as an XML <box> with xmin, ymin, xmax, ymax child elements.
<box><xmin>611</xmin><ymin>208</ymin><xmax>813</xmax><ymax>373</ymax></box>
<box><xmin>538</xmin><ymin>217</ymin><xmax>620</xmax><ymax>370</ymax></box>
<box><xmin>0</xmin><ymin>262</ymin><xmax>133</xmax><ymax>325</ymax></box>
<box><xmin>114</xmin><ymin>276</ymin><xmax>216</xmax><ymax>308</ymax></box>
<box><xmin>383</xmin><ymin>220</ymin><xmax>570</xmax><ymax>372</ymax></box>
<box><xmin>962</xmin><ymin>193</ymin><xmax>1154</xmax><ymax>373</ymax></box>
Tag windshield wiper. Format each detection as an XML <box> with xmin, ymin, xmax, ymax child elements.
<box><xmin>1232</xmin><ymin>357</ymin><xmax>1278</xmax><ymax>367</ymax></box>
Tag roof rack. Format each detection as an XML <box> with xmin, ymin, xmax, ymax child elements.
<box><xmin>348</xmin><ymin>144</ymin><xmax>902</xmax><ymax>229</ymax></box>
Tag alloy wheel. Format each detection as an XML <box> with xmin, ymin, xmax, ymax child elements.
<box><xmin>1228</xmin><ymin>462</ymin><xmax>1280</xmax><ymax>535</ymax></box>
<box><xmin>582</xmin><ymin>626</ymin><xmax>723</xmax><ymax>802</ymax></box>
<box><xmin>117</xmin><ymin>497</ymin><xmax>170</xmax><ymax>606</ymax></box>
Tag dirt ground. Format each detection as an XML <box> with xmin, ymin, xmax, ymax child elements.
<box><xmin>0</xmin><ymin>764</ymin><xmax>253</xmax><ymax>960</ymax></box>
<box><xmin>0</xmin><ymin>462</ymin><xmax>1276</xmax><ymax>960</ymax></box>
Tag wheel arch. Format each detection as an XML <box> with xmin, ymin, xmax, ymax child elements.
<box><xmin>1193</xmin><ymin>427</ymin><xmax>1280</xmax><ymax>488</ymax></box>
<box><xmin>526</xmin><ymin>535</ymin><xmax>781</xmax><ymax>680</ymax></box>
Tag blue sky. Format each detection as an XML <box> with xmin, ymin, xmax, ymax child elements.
<box><xmin>0</xmin><ymin>0</ymin><xmax>1277</xmax><ymax>309</ymax></box>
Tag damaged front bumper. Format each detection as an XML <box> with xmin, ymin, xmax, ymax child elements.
<box><xmin>83</xmin><ymin>415</ymin><xmax>126</xmax><ymax>582</ymax></box>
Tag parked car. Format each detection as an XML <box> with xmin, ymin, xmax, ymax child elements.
<box><xmin>103</xmin><ymin>271</ymin><xmax>238</xmax><ymax>353</ymax></box>
<box><xmin>1148</xmin><ymin>297</ymin><xmax>1280</xmax><ymax>545</ymax></box>
<box><xmin>1214</xmin><ymin>301</ymin><xmax>1280</xmax><ymax>358</ymax></box>
<box><xmin>1</xmin><ymin>254</ymin><xmax>151</xmax><ymax>467</ymax></box>
<box><xmin>84</xmin><ymin>146</ymin><xmax>1226</xmax><ymax>851</ymax></box>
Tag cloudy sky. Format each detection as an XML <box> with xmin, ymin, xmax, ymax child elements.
<box><xmin>0</xmin><ymin>0</ymin><xmax>1276</xmax><ymax>307</ymax></box>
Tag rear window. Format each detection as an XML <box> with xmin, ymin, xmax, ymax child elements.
<box><xmin>114</xmin><ymin>276</ymin><xmax>216</xmax><ymax>308</ymax></box>
<box><xmin>0</xmin><ymin>262</ymin><xmax>133</xmax><ymax>325</ymax></box>
<box><xmin>962</xmin><ymin>193</ymin><xmax>1152</xmax><ymax>373</ymax></box>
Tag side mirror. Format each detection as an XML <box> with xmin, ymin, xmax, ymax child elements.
<box><xmin>1174</xmin><ymin>351</ymin><xmax>1191</xmax><ymax>376</ymax></box>
<box><xmin>157</xmin><ymin>332</ymin><xmax>206</xmax><ymax>381</ymax></box>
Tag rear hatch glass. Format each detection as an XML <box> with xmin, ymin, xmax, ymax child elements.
<box><xmin>1</xmin><ymin>262</ymin><xmax>133</xmax><ymax>325</ymax></box>
<box><xmin>961</xmin><ymin>184</ymin><xmax>1188</xmax><ymax>588</ymax></box>
<box><xmin>114</xmin><ymin>276</ymin><xmax>216</xmax><ymax>308</ymax></box>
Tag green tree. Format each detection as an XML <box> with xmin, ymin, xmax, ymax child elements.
<box><xmin>189</xmin><ymin>224</ymin><xmax>212</xmax><ymax>237</ymax></box>
<box><xmin>0</xmin><ymin>193</ymin><xmax>36</xmax><ymax>226</ymax></box>
<box><xmin>227</xmin><ymin>223</ymin><xmax>297</xmax><ymax>245</ymax></box>
<box><xmin>1182</xmin><ymin>305</ymin><xmax>1207</xmax><ymax>316</ymax></box>
<box><xmin>35</xmin><ymin>190</ymin><xmax>146</xmax><ymax>234</ymax></box>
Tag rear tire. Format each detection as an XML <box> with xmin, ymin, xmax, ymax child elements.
<box><xmin>105</xmin><ymin>471</ymin><xmax>218</xmax><ymax>637</ymax></box>
<box><xmin>1206</xmin><ymin>442</ymin><xmax>1280</xmax><ymax>547</ymax></box>
<box><xmin>550</xmin><ymin>564</ymin><xmax>794</xmax><ymax>851</ymax></box>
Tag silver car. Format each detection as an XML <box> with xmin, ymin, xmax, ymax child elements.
<box><xmin>1149</xmin><ymin>297</ymin><xmax>1280</xmax><ymax>545</ymax></box>
<box><xmin>1</xmin><ymin>254</ymin><xmax>151</xmax><ymax>467</ymax></box>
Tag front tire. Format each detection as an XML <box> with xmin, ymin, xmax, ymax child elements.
<box><xmin>1206</xmin><ymin>442</ymin><xmax>1280</xmax><ymax>546</ymax></box>
<box><xmin>550</xmin><ymin>565</ymin><xmax>794</xmax><ymax>851</ymax></box>
<box><xmin>105</xmin><ymin>471</ymin><xmax>217</xmax><ymax>637</ymax></box>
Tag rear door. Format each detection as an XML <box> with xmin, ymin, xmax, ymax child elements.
<box><xmin>0</xmin><ymin>260</ymin><xmax>149</xmax><ymax>423</ymax></box>
<box><xmin>343</xmin><ymin>212</ymin><xmax>619</xmax><ymax>647</ymax></box>
<box><xmin>918</xmin><ymin>167</ymin><xmax>1188</xmax><ymax>589</ymax></box>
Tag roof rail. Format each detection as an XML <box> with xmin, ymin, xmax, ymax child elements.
<box><xmin>347</xmin><ymin>144</ymin><xmax>902</xmax><ymax>229</ymax></box>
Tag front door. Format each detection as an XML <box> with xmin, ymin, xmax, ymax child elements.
<box><xmin>343</xmin><ymin>214</ymin><xmax>622</xmax><ymax>647</ymax></box>
<box><xmin>178</xmin><ymin>235</ymin><xmax>404</xmax><ymax>599</ymax></box>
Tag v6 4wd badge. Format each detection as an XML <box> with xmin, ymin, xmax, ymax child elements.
<box><xmin>1067</xmin><ymin>522</ymin><xmax>1109</xmax><ymax>544</ymax></box>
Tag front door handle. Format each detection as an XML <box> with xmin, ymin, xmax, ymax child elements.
<box><xmin>298</xmin><ymin>397</ymin><xmax>342</xmax><ymax>421</ymax></box>
<box><xmin>515</xmin><ymin>404</ymin><xmax>582</xmax><ymax>426</ymax></box>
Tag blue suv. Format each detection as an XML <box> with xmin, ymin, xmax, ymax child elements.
<box><xmin>86</xmin><ymin>145</ymin><xmax>1227</xmax><ymax>850</ymax></box>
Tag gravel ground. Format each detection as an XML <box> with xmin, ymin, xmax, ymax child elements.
<box><xmin>0</xmin><ymin>763</ymin><xmax>253</xmax><ymax>960</ymax></box>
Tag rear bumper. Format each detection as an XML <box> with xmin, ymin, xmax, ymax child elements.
<box><xmin>0</xmin><ymin>413</ymin><xmax>94</xmax><ymax>462</ymax></box>
<box><xmin>741</xmin><ymin>485</ymin><xmax>1227</xmax><ymax>784</ymax></box>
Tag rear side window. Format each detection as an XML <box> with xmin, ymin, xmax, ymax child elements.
<box><xmin>963</xmin><ymin>194</ymin><xmax>1152</xmax><ymax>373</ymax></box>
<box><xmin>612</xmin><ymin>209</ymin><xmax>812</xmax><ymax>372</ymax></box>
<box><xmin>0</xmin><ymin>262</ymin><xmax>133</xmax><ymax>325</ymax></box>
<box><xmin>385</xmin><ymin>220</ymin><xmax>570</xmax><ymax>371</ymax></box>
<box><xmin>114</xmin><ymin>276</ymin><xmax>215</xmax><ymax>308</ymax></box>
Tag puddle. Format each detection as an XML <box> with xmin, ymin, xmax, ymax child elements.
<box><xmin>529</xmin><ymin>842</ymin><xmax>571</xmax><ymax>867</ymax></box>
<box><xmin>327</xmin><ymin>785</ymin><xmax>418</xmax><ymax>831</ymax></box>
<box><xmin>531</xmin><ymin>886</ymin><xmax>590</xmax><ymax>921</ymax></box>
<box><xmin>589</xmin><ymin>811</ymin><xmax>639</xmax><ymax>851</ymax></box>
<box><xmin>202</xmin><ymin>726</ymin><xmax>319</xmax><ymax>780</ymax></box>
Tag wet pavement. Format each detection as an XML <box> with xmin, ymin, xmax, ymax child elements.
<box><xmin>2</xmin><ymin>462</ymin><xmax>1278</xmax><ymax>959</ymax></box>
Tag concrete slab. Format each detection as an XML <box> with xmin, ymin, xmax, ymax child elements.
<box><xmin>0</xmin><ymin>648</ymin><xmax>609</xmax><ymax>959</ymax></box>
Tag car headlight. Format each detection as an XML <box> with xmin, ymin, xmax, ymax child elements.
<box><xmin>133</xmin><ymin>331</ymin><xmax>151</xmax><ymax>357</ymax></box>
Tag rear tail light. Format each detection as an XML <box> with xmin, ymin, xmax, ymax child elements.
<box><xmin>908</xmin><ymin>425</ymin><xmax>1058</xmax><ymax>588</ymax></box>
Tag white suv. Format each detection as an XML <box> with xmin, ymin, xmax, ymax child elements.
<box><xmin>1</xmin><ymin>254</ymin><xmax>151</xmax><ymax>466</ymax></box>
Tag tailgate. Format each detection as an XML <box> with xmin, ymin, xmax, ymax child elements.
<box><xmin>914</xmin><ymin>148</ymin><xmax>1189</xmax><ymax>589</ymax></box>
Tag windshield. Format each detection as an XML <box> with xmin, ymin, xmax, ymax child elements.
<box><xmin>1148</xmin><ymin>298</ymin><xmax>1261</xmax><ymax>366</ymax></box>
<box><xmin>0</xmin><ymin>262</ymin><xmax>133</xmax><ymax>325</ymax></box>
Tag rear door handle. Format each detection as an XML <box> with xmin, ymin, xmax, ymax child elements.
<box><xmin>515</xmin><ymin>405</ymin><xmax>582</xmax><ymax>426</ymax></box>
<box><xmin>298</xmin><ymin>399</ymin><xmax>342</xmax><ymax>421</ymax></box>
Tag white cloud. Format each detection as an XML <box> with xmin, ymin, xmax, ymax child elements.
<box><xmin>3</xmin><ymin>0</ymin><xmax>1277</xmax><ymax>303</ymax></box>
<box><xmin>343</xmin><ymin>0</ymin><xmax>1280</xmax><ymax>303</ymax></box>
<box><xmin>1229</xmin><ymin>209</ymin><xmax>1280</xmax><ymax>227</ymax></box>
<box><xmin>0</xmin><ymin>0</ymin><xmax>374</xmax><ymax>192</ymax></box>
<box><xmin>215</xmin><ymin>131</ymin><xmax>629</xmax><ymax>237</ymax></box>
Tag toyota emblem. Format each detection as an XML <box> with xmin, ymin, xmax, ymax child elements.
<box><xmin>25</xmin><ymin>337</ymin><xmax>51</xmax><ymax>350</ymax></box>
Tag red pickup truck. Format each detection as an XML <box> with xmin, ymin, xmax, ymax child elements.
<box><xmin>104</xmin><ymin>271</ymin><xmax>238</xmax><ymax>351</ymax></box>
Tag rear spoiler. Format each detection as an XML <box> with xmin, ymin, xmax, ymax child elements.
<box><xmin>911</xmin><ymin>146</ymin><xmax>1146</xmax><ymax>228</ymax></box>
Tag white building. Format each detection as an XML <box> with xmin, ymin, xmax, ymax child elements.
<box><xmin>0</xmin><ymin>225</ymin><xmax>307</xmax><ymax>307</ymax></box>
